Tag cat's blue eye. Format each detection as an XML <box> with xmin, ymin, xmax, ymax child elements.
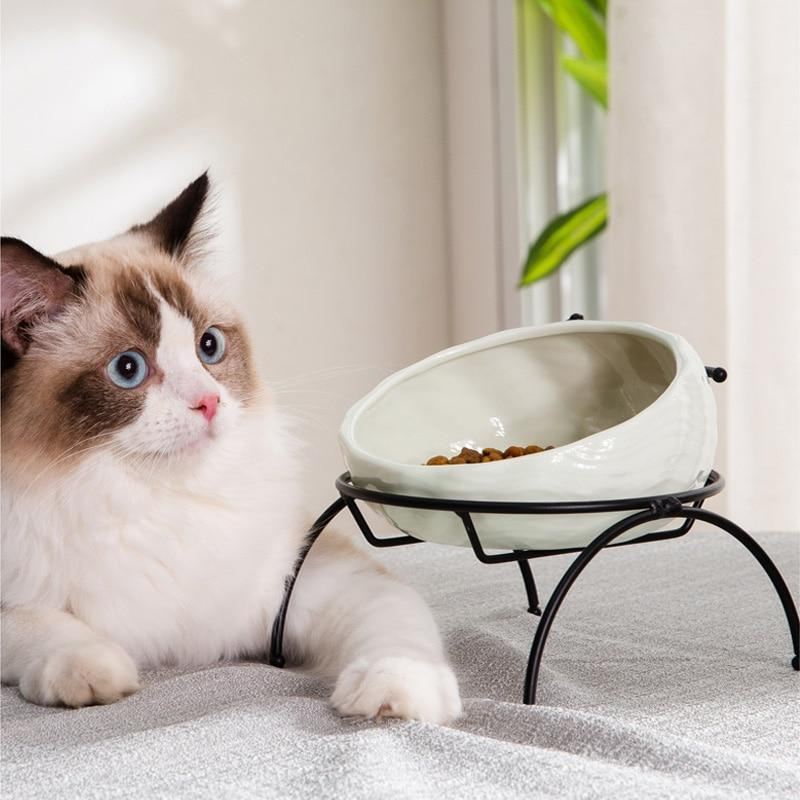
<box><xmin>198</xmin><ymin>326</ymin><xmax>226</xmax><ymax>365</ymax></box>
<box><xmin>107</xmin><ymin>350</ymin><xmax>148</xmax><ymax>389</ymax></box>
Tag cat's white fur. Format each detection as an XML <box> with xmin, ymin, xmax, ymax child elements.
<box><xmin>1</xmin><ymin>255</ymin><xmax>461</xmax><ymax>723</ymax></box>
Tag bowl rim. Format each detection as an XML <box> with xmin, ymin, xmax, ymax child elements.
<box><xmin>339</xmin><ymin>320</ymin><xmax>696</xmax><ymax>473</ymax></box>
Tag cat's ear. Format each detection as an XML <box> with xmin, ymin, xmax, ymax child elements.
<box><xmin>131</xmin><ymin>171</ymin><xmax>211</xmax><ymax>262</ymax></box>
<box><xmin>1</xmin><ymin>237</ymin><xmax>82</xmax><ymax>358</ymax></box>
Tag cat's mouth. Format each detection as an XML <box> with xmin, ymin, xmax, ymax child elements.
<box><xmin>166</xmin><ymin>423</ymin><xmax>220</xmax><ymax>457</ymax></box>
<box><xmin>177</xmin><ymin>428</ymin><xmax>217</xmax><ymax>454</ymax></box>
<box><xmin>116</xmin><ymin>419</ymin><xmax>221</xmax><ymax>464</ymax></box>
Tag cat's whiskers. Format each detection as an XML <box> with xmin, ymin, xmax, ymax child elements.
<box><xmin>110</xmin><ymin>440</ymin><xmax>171</xmax><ymax>485</ymax></box>
<box><xmin>278</xmin><ymin>409</ymin><xmax>332</xmax><ymax>432</ymax></box>
<box><xmin>146</xmin><ymin>442</ymin><xmax>179</xmax><ymax>483</ymax></box>
<box><xmin>123</xmin><ymin>449</ymin><xmax>173</xmax><ymax>493</ymax></box>
<box><xmin>235</xmin><ymin>390</ymin><xmax>269</xmax><ymax>406</ymax></box>
<box><xmin>15</xmin><ymin>433</ymin><xmax>117</xmax><ymax>506</ymax></box>
<box><xmin>271</xmin><ymin>388</ymin><xmax>350</xmax><ymax>400</ymax></box>
<box><xmin>264</xmin><ymin>364</ymin><xmax>391</xmax><ymax>389</ymax></box>
<box><xmin>123</xmin><ymin>450</ymin><xmax>158</xmax><ymax>485</ymax></box>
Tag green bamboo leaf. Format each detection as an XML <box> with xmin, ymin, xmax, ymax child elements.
<box><xmin>536</xmin><ymin>0</ymin><xmax>555</xmax><ymax>17</ymax></box>
<box><xmin>549</xmin><ymin>0</ymin><xmax>607</xmax><ymax>60</ymax></box>
<box><xmin>586</xmin><ymin>0</ymin><xmax>606</xmax><ymax>17</ymax></box>
<box><xmin>561</xmin><ymin>56</ymin><xmax>607</xmax><ymax>107</ymax></box>
<box><xmin>519</xmin><ymin>193</ymin><xmax>607</xmax><ymax>286</ymax></box>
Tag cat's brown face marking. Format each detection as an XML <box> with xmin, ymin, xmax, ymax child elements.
<box><xmin>113</xmin><ymin>269</ymin><xmax>161</xmax><ymax>347</ymax></box>
<box><xmin>3</xmin><ymin>248</ymin><xmax>258</xmax><ymax>471</ymax></box>
<box><xmin>1</xmin><ymin>174</ymin><xmax>261</xmax><ymax>476</ymax></box>
<box><xmin>149</xmin><ymin>270</ymin><xmax>204</xmax><ymax>330</ymax></box>
<box><xmin>145</xmin><ymin>264</ymin><xmax>257</xmax><ymax>400</ymax></box>
<box><xmin>58</xmin><ymin>362</ymin><xmax>148</xmax><ymax>441</ymax></box>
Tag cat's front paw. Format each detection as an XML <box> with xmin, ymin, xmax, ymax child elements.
<box><xmin>19</xmin><ymin>641</ymin><xmax>140</xmax><ymax>708</ymax></box>
<box><xmin>331</xmin><ymin>656</ymin><xmax>462</xmax><ymax>725</ymax></box>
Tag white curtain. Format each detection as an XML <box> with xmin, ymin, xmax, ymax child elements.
<box><xmin>607</xmin><ymin>0</ymin><xmax>800</xmax><ymax>530</ymax></box>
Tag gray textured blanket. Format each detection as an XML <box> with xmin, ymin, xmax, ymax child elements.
<box><xmin>3</xmin><ymin>528</ymin><xmax>798</xmax><ymax>799</ymax></box>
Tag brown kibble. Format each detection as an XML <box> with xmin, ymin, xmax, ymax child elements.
<box><xmin>503</xmin><ymin>446</ymin><xmax>525</xmax><ymax>458</ymax></box>
<box><xmin>425</xmin><ymin>442</ymin><xmax>552</xmax><ymax>465</ymax></box>
<box><xmin>459</xmin><ymin>447</ymin><xmax>482</xmax><ymax>464</ymax></box>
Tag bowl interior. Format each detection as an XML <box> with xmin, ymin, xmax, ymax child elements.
<box><xmin>352</xmin><ymin>331</ymin><xmax>677</xmax><ymax>465</ymax></box>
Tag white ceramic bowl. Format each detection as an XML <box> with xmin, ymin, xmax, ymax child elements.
<box><xmin>339</xmin><ymin>321</ymin><xmax>717</xmax><ymax>550</ymax></box>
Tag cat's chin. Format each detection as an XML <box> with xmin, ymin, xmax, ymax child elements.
<box><xmin>166</xmin><ymin>429</ymin><xmax>225</xmax><ymax>461</ymax></box>
<box><xmin>167</xmin><ymin>437</ymin><xmax>212</xmax><ymax>460</ymax></box>
<box><xmin>119</xmin><ymin>429</ymin><xmax>220</xmax><ymax>470</ymax></box>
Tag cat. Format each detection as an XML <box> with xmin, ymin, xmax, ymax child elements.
<box><xmin>0</xmin><ymin>173</ymin><xmax>461</xmax><ymax>723</ymax></box>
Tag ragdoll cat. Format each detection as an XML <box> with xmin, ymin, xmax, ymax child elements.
<box><xmin>0</xmin><ymin>174</ymin><xmax>461</xmax><ymax>723</ymax></box>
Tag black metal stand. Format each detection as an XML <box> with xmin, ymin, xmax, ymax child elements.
<box><xmin>269</xmin><ymin>468</ymin><xmax>799</xmax><ymax>704</ymax></box>
<box><xmin>268</xmin><ymin>356</ymin><xmax>799</xmax><ymax>704</ymax></box>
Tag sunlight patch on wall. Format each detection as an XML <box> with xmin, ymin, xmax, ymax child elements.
<box><xmin>2</xmin><ymin>25</ymin><xmax>176</xmax><ymax>204</ymax></box>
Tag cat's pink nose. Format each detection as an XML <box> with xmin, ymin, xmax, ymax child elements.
<box><xmin>192</xmin><ymin>393</ymin><xmax>219</xmax><ymax>422</ymax></box>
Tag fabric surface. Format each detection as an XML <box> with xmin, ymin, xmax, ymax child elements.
<box><xmin>3</xmin><ymin>526</ymin><xmax>799</xmax><ymax>799</ymax></box>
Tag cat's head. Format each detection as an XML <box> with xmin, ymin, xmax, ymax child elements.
<box><xmin>1</xmin><ymin>173</ymin><xmax>261</xmax><ymax>475</ymax></box>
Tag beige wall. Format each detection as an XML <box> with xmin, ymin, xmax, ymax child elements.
<box><xmin>607</xmin><ymin>0</ymin><xmax>728</xmax><ymax>511</ymax></box>
<box><xmin>441</xmin><ymin>0</ymin><xmax>526</xmax><ymax>342</ymax></box>
<box><xmin>1</xmin><ymin>0</ymin><xmax>451</xmax><ymax>511</ymax></box>
<box><xmin>724</xmin><ymin>0</ymin><xmax>800</xmax><ymax>531</ymax></box>
<box><xmin>607</xmin><ymin>0</ymin><xmax>800</xmax><ymax>529</ymax></box>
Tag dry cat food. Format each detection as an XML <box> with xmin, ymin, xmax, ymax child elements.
<box><xmin>425</xmin><ymin>444</ymin><xmax>554</xmax><ymax>466</ymax></box>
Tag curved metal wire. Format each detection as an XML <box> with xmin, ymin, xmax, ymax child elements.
<box><xmin>523</xmin><ymin>506</ymin><xmax>800</xmax><ymax>704</ymax></box>
<box><xmin>268</xmin><ymin>497</ymin><xmax>347</xmax><ymax>668</ymax></box>
<box><xmin>335</xmin><ymin>470</ymin><xmax>725</xmax><ymax>515</ymax></box>
<box><xmin>269</xmin><ymin>468</ymin><xmax>798</xmax><ymax>709</ymax></box>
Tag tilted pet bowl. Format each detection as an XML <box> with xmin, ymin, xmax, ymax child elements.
<box><xmin>269</xmin><ymin>317</ymin><xmax>799</xmax><ymax>707</ymax></box>
<box><xmin>339</xmin><ymin>320</ymin><xmax>717</xmax><ymax>549</ymax></box>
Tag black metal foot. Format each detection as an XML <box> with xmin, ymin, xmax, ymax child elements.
<box><xmin>523</xmin><ymin>507</ymin><xmax>800</xmax><ymax>705</ymax></box>
<box><xmin>523</xmin><ymin>509</ymin><xmax>658</xmax><ymax>704</ymax></box>
<box><xmin>268</xmin><ymin>497</ymin><xmax>347</xmax><ymax>668</ymax></box>
<box><xmin>276</xmin><ymin>471</ymin><xmax>795</xmax><ymax>709</ymax></box>
<box><xmin>516</xmin><ymin>559</ymin><xmax>541</xmax><ymax>618</ymax></box>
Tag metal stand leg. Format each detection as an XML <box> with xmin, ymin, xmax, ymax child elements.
<box><xmin>268</xmin><ymin>497</ymin><xmax>346</xmax><ymax>668</ymax></box>
<box><xmin>516</xmin><ymin>558</ymin><xmax>542</xmax><ymax>615</ymax></box>
<box><xmin>685</xmin><ymin>507</ymin><xmax>800</xmax><ymax>671</ymax></box>
<box><xmin>523</xmin><ymin>506</ymin><xmax>800</xmax><ymax>704</ymax></box>
<box><xmin>523</xmin><ymin>509</ymin><xmax>659</xmax><ymax>704</ymax></box>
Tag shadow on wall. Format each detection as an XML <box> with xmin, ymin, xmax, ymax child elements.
<box><xmin>3</xmin><ymin>0</ymin><xmax>249</xmax><ymax>266</ymax></box>
<box><xmin>1</xmin><ymin>0</ymin><xmax>451</xmax><ymax>509</ymax></box>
